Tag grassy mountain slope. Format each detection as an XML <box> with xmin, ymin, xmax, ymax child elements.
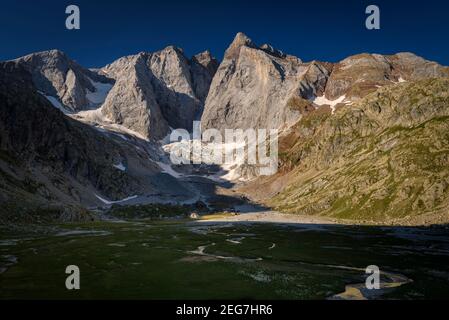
<box><xmin>246</xmin><ymin>78</ymin><xmax>449</xmax><ymax>224</ymax></box>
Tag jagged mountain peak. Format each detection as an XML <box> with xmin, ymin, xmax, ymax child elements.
<box><xmin>192</xmin><ymin>50</ymin><xmax>219</xmax><ymax>75</ymax></box>
<box><xmin>12</xmin><ymin>49</ymin><xmax>114</xmax><ymax>112</ymax></box>
<box><xmin>232</xmin><ymin>32</ymin><xmax>254</xmax><ymax>46</ymax></box>
<box><xmin>19</xmin><ymin>49</ymin><xmax>68</xmax><ymax>60</ymax></box>
<box><xmin>14</xmin><ymin>49</ymin><xmax>72</xmax><ymax>71</ymax></box>
<box><xmin>193</xmin><ymin>50</ymin><xmax>214</xmax><ymax>63</ymax></box>
<box><xmin>202</xmin><ymin>33</ymin><xmax>311</xmax><ymax>132</ymax></box>
<box><xmin>224</xmin><ymin>32</ymin><xmax>256</xmax><ymax>59</ymax></box>
<box><xmin>100</xmin><ymin>44</ymin><xmax>218</xmax><ymax>139</ymax></box>
<box><xmin>194</xmin><ymin>49</ymin><xmax>212</xmax><ymax>57</ymax></box>
<box><xmin>260</xmin><ymin>43</ymin><xmax>286</xmax><ymax>58</ymax></box>
<box><xmin>162</xmin><ymin>45</ymin><xmax>184</xmax><ymax>54</ymax></box>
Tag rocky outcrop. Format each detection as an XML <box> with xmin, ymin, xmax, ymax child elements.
<box><xmin>13</xmin><ymin>50</ymin><xmax>114</xmax><ymax>111</ymax></box>
<box><xmin>101</xmin><ymin>46</ymin><xmax>218</xmax><ymax>139</ymax></box>
<box><xmin>191</xmin><ymin>50</ymin><xmax>219</xmax><ymax>102</ymax></box>
<box><xmin>201</xmin><ymin>32</ymin><xmax>319</xmax><ymax>132</ymax></box>
<box><xmin>99</xmin><ymin>53</ymin><xmax>169</xmax><ymax>140</ymax></box>
<box><xmin>324</xmin><ymin>52</ymin><xmax>449</xmax><ymax>100</ymax></box>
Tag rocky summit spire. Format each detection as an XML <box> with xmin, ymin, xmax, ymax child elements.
<box><xmin>12</xmin><ymin>49</ymin><xmax>114</xmax><ymax>112</ymax></box>
<box><xmin>192</xmin><ymin>50</ymin><xmax>219</xmax><ymax>76</ymax></box>
<box><xmin>224</xmin><ymin>32</ymin><xmax>256</xmax><ymax>60</ymax></box>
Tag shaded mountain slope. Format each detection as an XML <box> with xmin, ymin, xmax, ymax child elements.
<box><xmin>13</xmin><ymin>50</ymin><xmax>114</xmax><ymax>112</ymax></box>
<box><xmin>0</xmin><ymin>61</ymin><xmax>193</xmax><ymax>222</ymax></box>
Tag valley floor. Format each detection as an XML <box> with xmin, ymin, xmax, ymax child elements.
<box><xmin>1</xmin><ymin>217</ymin><xmax>449</xmax><ymax>300</ymax></box>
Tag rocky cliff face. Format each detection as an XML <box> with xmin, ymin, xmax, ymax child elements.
<box><xmin>11</xmin><ymin>47</ymin><xmax>218</xmax><ymax>140</ymax></box>
<box><xmin>101</xmin><ymin>47</ymin><xmax>218</xmax><ymax>139</ymax></box>
<box><xmin>0</xmin><ymin>61</ymin><xmax>194</xmax><ymax>222</ymax></box>
<box><xmin>201</xmin><ymin>33</ymin><xmax>313</xmax><ymax>132</ymax></box>
<box><xmin>99</xmin><ymin>53</ymin><xmax>169</xmax><ymax>140</ymax></box>
<box><xmin>191</xmin><ymin>50</ymin><xmax>220</xmax><ymax>102</ymax></box>
<box><xmin>202</xmin><ymin>33</ymin><xmax>449</xmax><ymax>133</ymax></box>
<box><xmin>13</xmin><ymin>50</ymin><xmax>114</xmax><ymax>112</ymax></box>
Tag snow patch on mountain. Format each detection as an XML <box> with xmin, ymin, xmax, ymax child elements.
<box><xmin>160</xmin><ymin>139</ymin><xmax>251</xmax><ymax>182</ymax></box>
<box><xmin>86</xmin><ymin>79</ymin><xmax>113</xmax><ymax>106</ymax></box>
<box><xmin>70</xmin><ymin>108</ymin><xmax>149</xmax><ymax>141</ymax></box>
<box><xmin>38</xmin><ymin>92</ymin><xmax>70</xmax><ymax>114</ymax></box>
<box><xmin>156</xmin><ymin>161</ymin><xmax>183</xmax><ymax>178</ymax></box>
<box><xmin>95</xmin><ymin>194</ymin><xmax>138</xmax><ymax>205</ymax></box>
<box><xmin>113</xmin><ymin>162</ymin><xmax>126</xmax><ymax>171</ymax></box>
<box><xmin>312</xmin><ymin>95</ymin><xmax>350</xmax><ymax>113</ymax></box>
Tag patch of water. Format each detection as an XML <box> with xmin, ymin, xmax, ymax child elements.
<box><xmin>226</xmin><ymin>237</ymin><xmax>245</xmax><ymax>244</ymax></box>
<box><xmin>0</xmin><ymin>240</ymin><xmax>18</xmax><ymax>246</ymax></box>
<box><xmin>0</xmin><ymin>254</ymin><xmax>18</xmax><ymax>274</ymax></box>
<box><xmin>186</xmin><ymin>243</ymin><xmax>263</xmax><ymax>263</ymax></box>
<box><xmin>55</xmin><ymin>230</ymin><xmax>112</xmax><ymax>237</ymax></box>
<box><xmin>108</xmin><ymin>243</ymin><xmax>126</xmax><ymax>247</ymax></box>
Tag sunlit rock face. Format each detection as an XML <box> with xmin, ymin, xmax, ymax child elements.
<box><xmin>202</xmin><ymin>33</ymin><xmax>449</xmax><ymax>135</ymax></box>
<box><xmin>202</xmin><ymin>32</ymin><xmax>320</xmax><ymax>132</ymax></box>
<box><xmin>101</xmin><ymin>47</ymin><xmax>218</xmax><ymax>140</ymax></box>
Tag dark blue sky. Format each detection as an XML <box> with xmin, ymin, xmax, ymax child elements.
<box><xmin>1</xmin><ymin>0</ymin><xmax>448</xmax><ymax>67</ymax></box>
